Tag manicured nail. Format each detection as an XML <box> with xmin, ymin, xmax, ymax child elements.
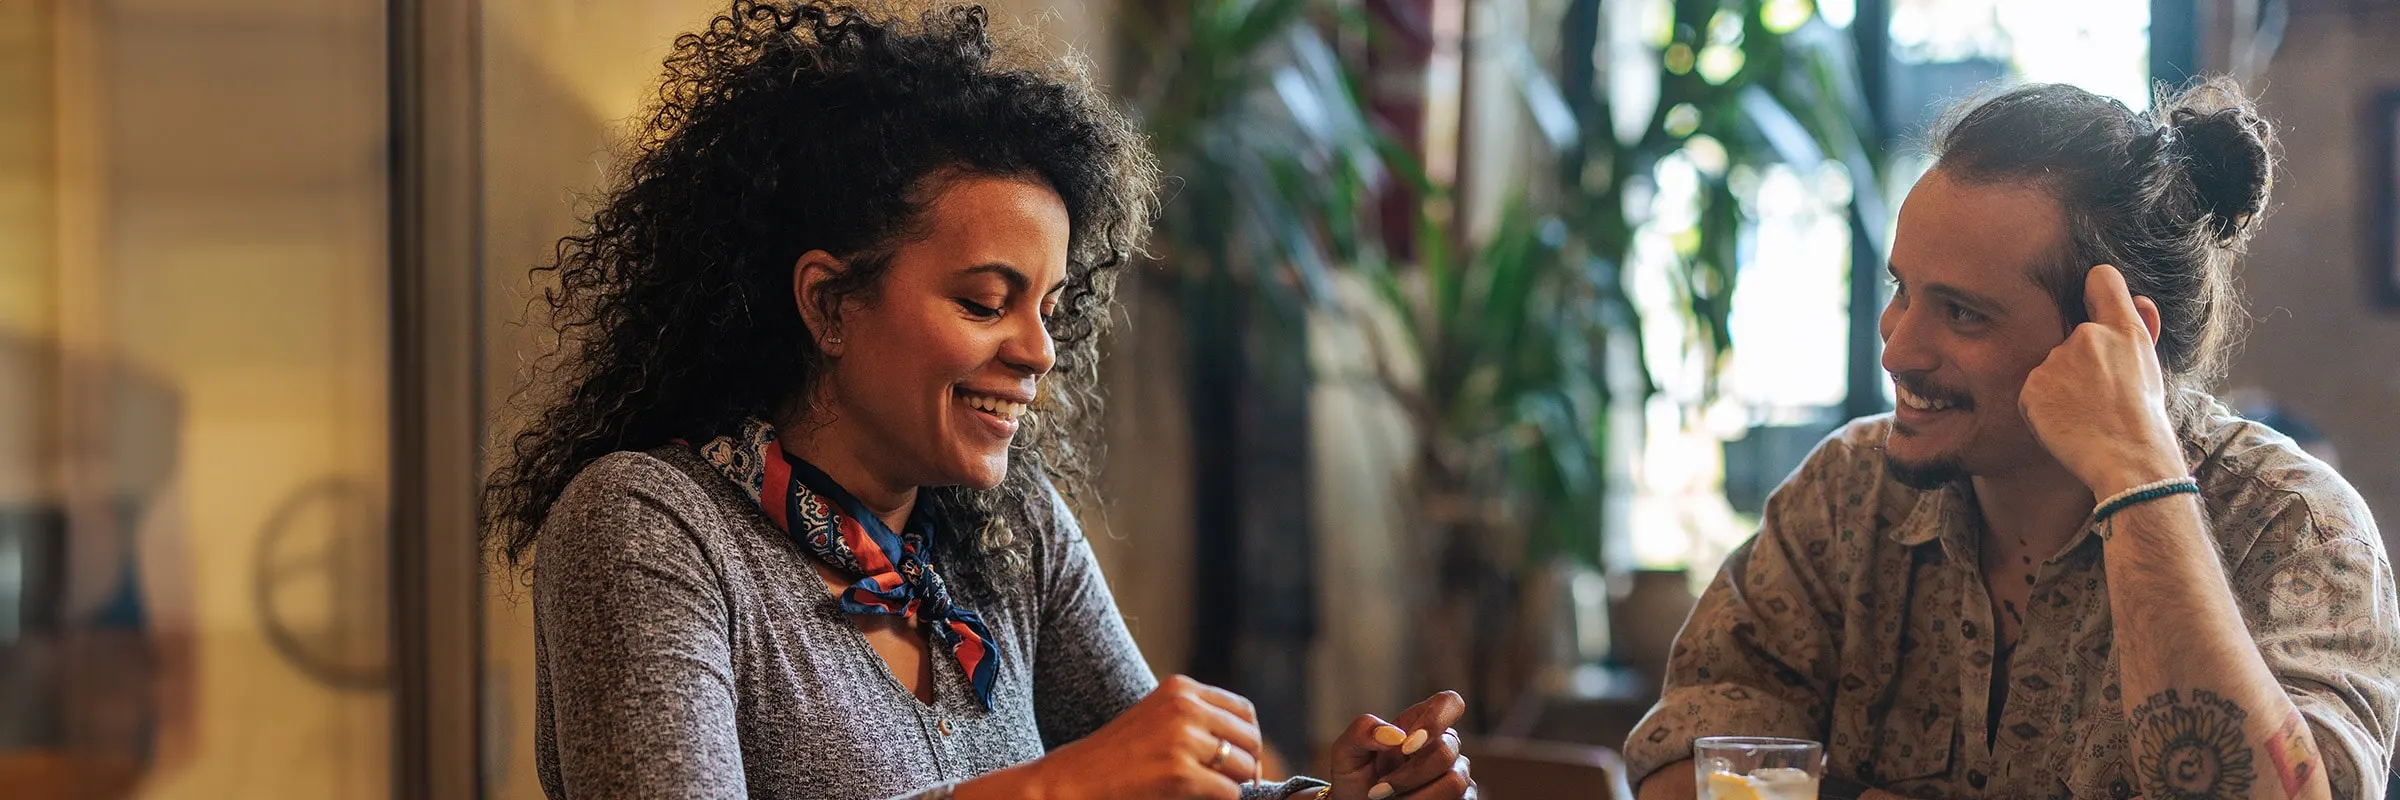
<box><xmin>1402</xmin><ymin>728</ymin><xmax>1430</xmax><ymax>754</ymax></box>
<box><xmin>1372</xmin><ymin>725</ymin><xmax>1407</xmax><ymax>747</ymax></box>
<box><xmin>1369</xmin><ymin>782</ymin><xmax>1395</xmax><ymax>799</ymax></box>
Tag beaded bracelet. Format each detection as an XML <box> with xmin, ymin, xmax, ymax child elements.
<box><xmin>2092</xmin><ymin>476</ymin><xmax>2201</xmax><ymax>525</ymax></box>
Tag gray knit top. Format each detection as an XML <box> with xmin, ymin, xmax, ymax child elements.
<box><xmin>532</xmin><ymin>446</ymin><xmax>1328</xmax><ymax>800</ymax></box>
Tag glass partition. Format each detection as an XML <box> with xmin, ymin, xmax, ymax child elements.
<box><xmin>0</xmin><ymin>1</ymin><xmax>394</xmax><ymax>797</ymax></box>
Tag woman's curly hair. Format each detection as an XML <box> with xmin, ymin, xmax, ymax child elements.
<box><xmin>484</xmin><ymin>0</ymin><xmax>1158</xmax><ymax>593</ymax></box>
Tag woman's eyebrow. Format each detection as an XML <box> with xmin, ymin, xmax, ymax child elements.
<box><xmin>961</xmin><ymin>262</ymin><xmax>1066</xmax><ymax>296</ymax></box>
<box><xmin>959</xmin><ymin>263</ymin><xmax>1028</xmax><ymax>292</ymax></box>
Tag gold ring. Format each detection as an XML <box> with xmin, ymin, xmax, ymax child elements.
<box><xmin>1213</xmin><ymin>738</ymin><xmax>1232</xmax><ymax>770</ymax></box>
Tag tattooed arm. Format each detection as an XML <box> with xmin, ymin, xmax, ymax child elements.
<box><xmin>2101</xmin><ymin>495</ymin><xmax>2331</xmax><ymax>800</ymax></box>
<box><xmin>2015</xmin><ymin>268</ymin><xmax>2389</xmax><ymax>799</ymax></box>
<box><xmin>2103</xmin><ymin>485</ymin><xmax>2398</xmax><ymax>800</ymax></box>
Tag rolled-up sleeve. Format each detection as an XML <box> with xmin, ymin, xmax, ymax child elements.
<box><xmin>2235</xmin><ymin>490</ymin><xmax>2400</xmax><ymax>799</ymax></box>
<box><xmin>1623</xmin><ymin>445</ymin><xmax>1849</xmax><ymax>786</ymax></box>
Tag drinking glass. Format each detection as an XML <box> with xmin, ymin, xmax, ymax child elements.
<box><xmin>1693</xmin><ymin>736</ymin><xmax>1822</xmax><ymax>800</ymax></box>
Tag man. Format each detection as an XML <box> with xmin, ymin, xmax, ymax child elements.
<box><xmin>1626</xmin><ymin>80</ymin><xmax>2399</xmax><ymax>798</ymax></box>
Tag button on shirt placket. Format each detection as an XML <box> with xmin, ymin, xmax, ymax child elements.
<box><xmin>916</xmin><ymin>634</ymin><xmax>977</xmax><ymax>783</ymax></box>
<box><xmin>915</xmin><ymin>694</ymin><xmax>965</xmax><ymax>781</ymax></box>
<box><xmin>1944</xmin><ymin>527</ymin><xmax>2000</xmax><ymax>793</ymax></box>
<box><xmin>1990</xmin><ymin>550</ymin><xmax>2068</xmax><ymax>786</ymax></box>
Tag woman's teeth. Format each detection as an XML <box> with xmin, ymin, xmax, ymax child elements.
<box><xmin>964</xmin><ymin>393</ymin><xmax>1027</xmax><ymax>421</ymax></box>
<box><xmin>1895</xmin><ymin>385</ymin><xmax>1958</xmax><ymax>412</ymax></box>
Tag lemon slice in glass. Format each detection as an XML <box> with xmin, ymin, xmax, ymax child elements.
<box><xmin>1707</xmin><ymin>770</ymin><xmax>1767</xmax><ymax>800</ymax></box>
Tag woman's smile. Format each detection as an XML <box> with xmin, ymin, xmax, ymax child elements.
<box><xmin>956</xmin><ymin>384</ymin><xmax>1033</xmax><ymax>440</ymax></box>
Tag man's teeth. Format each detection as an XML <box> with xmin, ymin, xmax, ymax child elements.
<box><xmin>1896</xmin><ymin>385</ymin><xmax>1957</xmax><ymax>412</ymax></box>
<box><xmin>964</xmin><ymin>393</ymin><xmax>1028</xmax><ymax>420</ymax></box>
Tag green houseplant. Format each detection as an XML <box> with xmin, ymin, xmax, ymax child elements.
<box><xmin>1120</xmin><ymin>0</ymin><xmax>1882</xmax><ymax>733</ymax></box>
<box><xmin>1118</xmin><ymin>0</ymin><xmax>1396</xmax><ymax>754</ymax></box>
<box><xmin>1358</xmin><ymin>0</ymin><xmax>1883</xmax><ymax>721</ymax></box>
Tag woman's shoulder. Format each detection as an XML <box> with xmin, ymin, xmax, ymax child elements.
<box><xmin>541</xmin><ymin>447</ymin><xmax>734</xmax><ymax>557</ymax></box>
<box><xmin>556</xmin><ymin>448</ymin><xmax>710</xmax><ymax>509</ymax></box>
<box><xmin>1013</xmin><ymin>473</ymin><xmax>1086</xmax><ymax>550</ymax></box>
<box><xmin>1011</xmin><ymin>475</ymin><xmax>1111</xmax><ymax>594</ymax></box>
<box><xmin>531</xmin><ymin>449</ymin><xmax>761</xmax><ymax>658</ymax></box>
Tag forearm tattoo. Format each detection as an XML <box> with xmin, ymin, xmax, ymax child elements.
<box><xmin>2266</xmin><ymin>709</ymin><xmax>2320</xmax><ymax>797</ymax></box>
<box><xmin>2130</xmin><ymin>688</ymin><xmax>2256</xmax><ymax>798</ymax></box>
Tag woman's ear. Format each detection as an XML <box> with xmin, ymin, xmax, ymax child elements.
<box><xmin>793</xmin><ymin>250</ymin><xmax>848</xmax><ymax>356</ymax></box>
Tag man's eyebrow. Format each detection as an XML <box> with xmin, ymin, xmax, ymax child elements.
<box><xmin>1923</xmin><ymin>283</ymin><xmax>2006</xmax><ymax>316</ymax></box>
<box><xmin>1888</xmin><ymin>261</ymin><xmax>2007</xmax><ymax>316</ymax></box>
<box><xmin>961</xmin><ymin>262</ymin><xmax>1066</xmax><ymax>295</ymax></box>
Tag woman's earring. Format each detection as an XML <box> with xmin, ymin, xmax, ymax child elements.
<box><xmin>828</xmin><ymin>336</ymin><xmax>843</xmax><ymax>345</ymax></box>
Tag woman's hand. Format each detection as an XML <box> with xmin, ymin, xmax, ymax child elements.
<box><xmin>1312</xmin><ymin>691</ymin><xmax>1475</xmax><ymax>800</ymax></box>
<box><xmin>961</xmin><ymin>674</ymin><xmax>1264</xmax><ymax>800</ymax></box>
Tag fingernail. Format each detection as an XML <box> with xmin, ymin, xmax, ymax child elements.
<box><xmin>1372</xmin><ymin>725</ymin><xmax>1407</xmax><ymax>747</ymax></box>
<box><xmin>1402</xmin><ymin>728</ymin><xmax>1429</xmax><ymax>754</ymax></box>
<box><xmin>1369</xmin><ymin>782</ymin><xmax>1395</xmax><ymax>800</ymax></box>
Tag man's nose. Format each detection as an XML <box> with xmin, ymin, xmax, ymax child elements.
<box><xmin>1879</xmin><ymin>301</ymin><xmax>1937</xmax><ymax>376</ymax></box>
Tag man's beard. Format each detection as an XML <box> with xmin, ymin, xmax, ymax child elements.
<box><xmin>1884</xmin><ymin>450</ymin><xmax>1966</xmax><ymax>490</ymax></box>
<box><xmin>1885</xmin><ymin>372</ymin><xmax>1974</xmax><ymax>490</ymax></box>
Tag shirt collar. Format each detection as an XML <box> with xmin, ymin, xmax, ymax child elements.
<box><xmin>1884</xmin><ymin>473</ymin><xmax>2112</xmax><ymax>565</ymax></box>
<box><xmin>1887</xmin><ymin>480</ymin><xmax>1966</xmax><ymax>549</ymax></box>
<box><xmin>1874</xmin><ymin>390</ymin><xmax>2238</xmax><ymax>562</ymax></box>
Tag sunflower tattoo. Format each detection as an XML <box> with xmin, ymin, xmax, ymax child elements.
<box><xmin>2131</xmin><ymin>688</ymin><xmax>2257</xmax><ymax>798</ymax></box>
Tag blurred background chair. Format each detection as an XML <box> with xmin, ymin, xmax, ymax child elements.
<box><xmin>1465</xmin><ymin>737</ymin><xmax>1636</xmax><ymax>800</ymax></box>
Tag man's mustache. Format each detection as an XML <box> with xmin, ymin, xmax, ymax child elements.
<box><xmin>1891</xmin><ymin>373</ymin><xmax>1973</xmax><ymax>408</ymax></box>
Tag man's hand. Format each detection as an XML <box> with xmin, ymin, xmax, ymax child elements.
<box><xmin>2018</xmin><ymin>264</ymin><xmax>2188</xmax><ymax>498</ymax></box>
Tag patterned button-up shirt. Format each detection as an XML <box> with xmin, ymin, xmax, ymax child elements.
<box><xmin>1625</xmin><ymin>404</ymin><xmax>2400</xmax><ymax>798</ymax></box>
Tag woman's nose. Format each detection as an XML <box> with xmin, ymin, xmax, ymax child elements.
<box><xmin>1004</xmin><ymin>314</ymin><xmax>1055</xmax><ymax>376</ymax></box>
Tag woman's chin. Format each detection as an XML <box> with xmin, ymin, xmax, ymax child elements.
<box><xmin>942</xmin><ymin>450</ymin><xmax>1011</xmax><ymax>491</ymax></box>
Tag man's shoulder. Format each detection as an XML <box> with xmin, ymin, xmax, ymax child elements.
<box><xmin>1758</xmin><ymin>414</ymin><xmax>1933</xmax><ymax>545</ymax></box>
<box><xmin>2191</xmin><ymin>411</ymin><xmax>2377</xmax><ymax>547</ymax></box>
<box><xmin>1823</xmin><ymin>414</ymin><xmax>1899</xmax><ymax>458</ymax></box>
<box><xmin>1773</xmin><ymin>414</ymin><xmax>1893</xmax><ymax>481</ymax></box>
<box><xmin>1780</xmin><ymin>414</ymin><xmax>1917</xmax><ymax>499</ymax></box>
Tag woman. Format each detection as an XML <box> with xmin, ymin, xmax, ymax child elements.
<box><xmin>482</xmin><ymin>3</ymin><xmax>1477</xmax><ymax>799</ymax></box>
